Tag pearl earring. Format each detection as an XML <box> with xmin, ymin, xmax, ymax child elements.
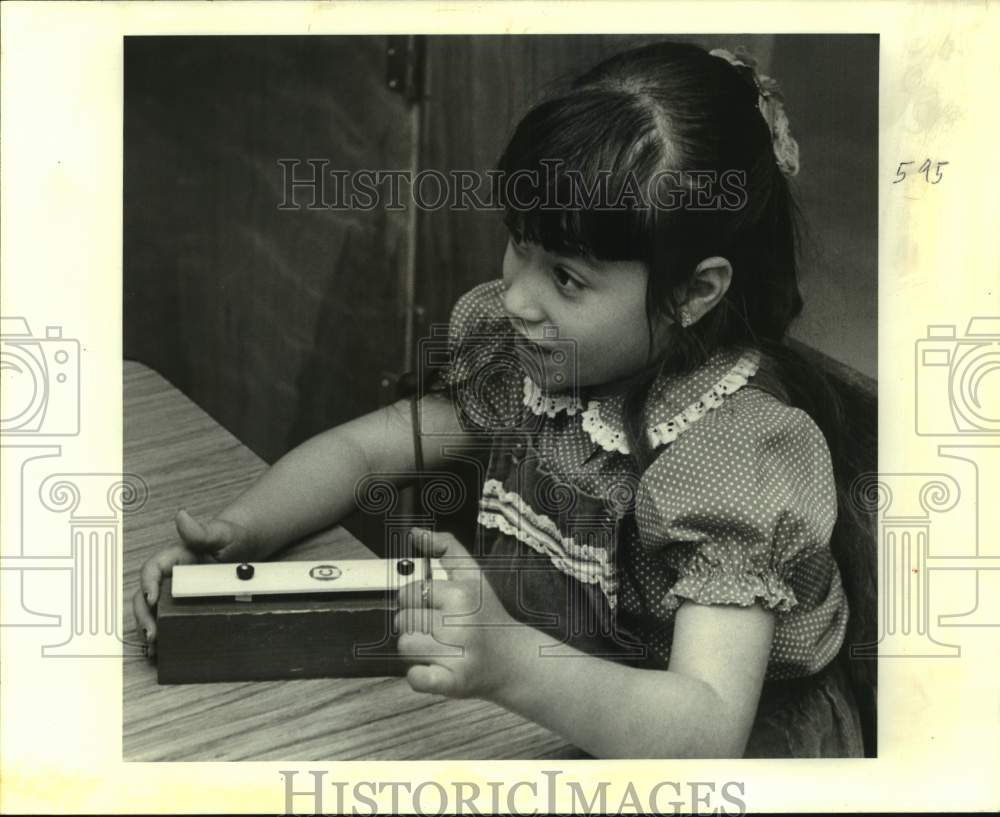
<box><xmin>678</xmin><ymin>306</ymin><xmax>694</xmax><ymax>328</ymax></box>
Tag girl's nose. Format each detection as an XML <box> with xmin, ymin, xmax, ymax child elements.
<box><xmin>501</xmin><ymin>274</ymin><xmax>545</xmax><ymax>326</ymax></box>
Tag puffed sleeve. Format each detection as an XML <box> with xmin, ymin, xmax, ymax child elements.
<box><xmin>634</xmin><ymin>389</ymin><xmax>838</xmax><ymax>615</ymax></box>
<box><xmin>430</xmin><ymin>279</ymin><xmax>528</xmax><ymax>434</ymax></box>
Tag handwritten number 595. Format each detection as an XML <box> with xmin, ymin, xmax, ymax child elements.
<box><xmin>894</xmin><ymin>159</ymin><xmax>949</xmax><ymax>185</ymax></box>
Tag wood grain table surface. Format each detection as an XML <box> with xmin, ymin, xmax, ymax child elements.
<box><xmin>122</xmin><ymin>360</ymin><xmax>583</xmax><ymax>761</ymax></box>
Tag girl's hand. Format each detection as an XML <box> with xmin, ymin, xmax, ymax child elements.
<box><xmin>132</xmin><ymin>509</ymin><xmax>257</xmax><ymax>657</ymax></box>
<box><xmin>395</xmin><ymin>527</ymin><xmax>526</xmax><ymax>701</ymax></box>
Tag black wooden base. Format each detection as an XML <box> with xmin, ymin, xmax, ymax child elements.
<box><xmin>155</xmin><ymin>578</ymin><xmax>405</xmax><ymax>684</ymax></box>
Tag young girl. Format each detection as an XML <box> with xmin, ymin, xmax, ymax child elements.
<box><xmin>134</xmin><ymin>40</ymin><xmax>872</xmax><ymax>758</ymax></box>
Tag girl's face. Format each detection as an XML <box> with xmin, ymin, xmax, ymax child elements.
<box><xmin>501</xmin><ymin>235</ymin><xmax>669</xmax><ymax>393</ymax></box>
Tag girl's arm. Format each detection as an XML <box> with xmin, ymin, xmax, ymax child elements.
<box><xmin>397</xmin><ymin>530</ymin><xmax>775</xmax><ymax>758</ymax></box>
<box><xmin>136</xmin><ymin>392</ymin><xmax>472</xmax><ymax>650</ymax></box>
<box><xmin>495</xmin><ymin>602</ymin><xmax>775</xmax><ymax>758</ymax></box>
<box><xmin>213</xmin><ymin>391</ymin><xmax>473</xmax><ymax>558</ymax></box>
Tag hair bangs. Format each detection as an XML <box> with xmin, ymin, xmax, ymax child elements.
<box><xmin>497</xmin><ymin>91</ymin><xmax>668</xmax><ymax>265</ymax></box>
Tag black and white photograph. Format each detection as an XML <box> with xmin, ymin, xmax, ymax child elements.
<box><xmin>123</xmin><ymin>33</ymin><xmax>878</xmax><ymax>761</ymax></box>
<box><xmin>2</xmin><ymin>2</ymin><xmax>998</xmax><ymax>814</ymax></box>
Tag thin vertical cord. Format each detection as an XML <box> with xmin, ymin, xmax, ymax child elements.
<box><xmin>400</xmin><ymin>37</ymin><xmax>427</xmax><ymax>527</ymax></box>
<box><xmin>402</xmin><ymin>37</ymin><xmax>426</xmax><ymax>373</ymax></box>
<box><xmin>409</xmin><ymin>393</ymin><xmax>424</xmax><ymax>514</ymax></box>
<box><xmin>410</xmin><ymin>392</ymin><xmax>430</xmax><ymax>589</ymax></box>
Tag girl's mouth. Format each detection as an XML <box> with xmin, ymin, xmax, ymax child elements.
<box><xmin>509</xmin><ymin>324</ymin><xmax>554</xmax><ymax>355</ymax></box>
<box><xmin>512</xmin><ymin>334</ymin><xmax>552</xmax><ymax>358</ymax></box>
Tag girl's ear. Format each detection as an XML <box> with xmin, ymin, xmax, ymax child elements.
<box><xmin>681</xmin><ymin>256</ymin><xmax>733</xmax><ymax>325</ymax></box>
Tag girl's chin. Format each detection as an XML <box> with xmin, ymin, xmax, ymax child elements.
<box><xmin>528</xmin><ymin>369</ymin><xmax>581</xmax><ymax>394</ymax></box>
<box><xmin>516</xmin><ymin>356</ymin><xmax>575</xmax><ymax>393</ymax></box>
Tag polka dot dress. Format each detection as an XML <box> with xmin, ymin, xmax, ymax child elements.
<box><xmin>433</xmin><ymin>280</ymin><xmax>848</xmax><ymax>682</ymax></box>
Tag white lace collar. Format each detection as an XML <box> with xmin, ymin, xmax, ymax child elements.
<box><xmin>521</xmin><ymin>347</ymin><xmax>761</xmax><ymax>455</ymax></box>
<box><xmin>522</xmin><ymin>375</ymin><xmax>585</xmax><ymax>417</ymax></box>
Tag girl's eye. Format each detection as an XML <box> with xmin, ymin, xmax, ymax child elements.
<box><xmin>552</xmin><ymin>266</ymin><xmax>584</xmax><ymax>293</ymax></box>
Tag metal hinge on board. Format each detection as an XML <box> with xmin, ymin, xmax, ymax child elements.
<box><xmin>385</xmin><ymin>36</ymin><xmax>425</xmax><ymax>104</ymax></box>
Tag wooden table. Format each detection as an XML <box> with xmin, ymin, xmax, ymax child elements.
<box><xmin>122</xmin><ymin>360</ymin><xmax>582</xmax><ymax>760</ymax></box>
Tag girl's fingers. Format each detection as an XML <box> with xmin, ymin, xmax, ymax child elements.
<box><xmin>405</xmin><ymin>663</ymin><xmax>459</xmax><ymax>697</ymax></box>
<box><xmin>175</xmin><ymin>509</ymin><xmax>230</xmax><ymax>554</ymax></box>
<box><xmin>213</xmin><ymin>528</ymin><xmax>257</xmax><ymax>563</ymax></box>
<box><xmin>141</xmin><ymin>544</ymin><xmax>198</xmax><ymax>607</ymax></box>
<box><xmin>174</xmin><ymin>508</ymin><xmax>205</xmax><ymax>544</ymax></box>
<box><xmin>395</xmin><ymin>577</ymin><xmax>462</xmax><ymax>611</ymax></box>
<box><xmin>409</xmin><ymin>528</ymin><xmax>476</xmax><ymax>573</ymax></box>
<box><xmin>395</xmin><ymin>605</ymin><xmax>435</xmax><ymax>636</ymax></box>
<box><xmin>396</xmin><ymin>604</ymin><xmax>448</xmax><ymax>635</ymax></box>
<box><xmin>139</xmin><ymin>553</ymin><xmax>166</xmax><ymax>607</ymax></box>
<box><xmin>397</xmin><ymin>627</ymin><xmax>463</xmax><ymax>659</ymax></box>
<box><xmin>409</xmin><ymin>527</ymin><xmax>449</xmax><ymax>557</ymax></box>
<box><xmin>136</xmin><ymin>544</ymin><xmax>200</xmax><ymax>654</ymax></box>
<box><xmin>131</xmin><ymin>587</ymin><xmax>156</xmax><ymax>647</ymax></box>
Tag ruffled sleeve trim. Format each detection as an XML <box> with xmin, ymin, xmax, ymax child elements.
<box><xmin>661</xmin><ymin>569</ymin><xmax>799</xmax><ymax>614</ymax></box>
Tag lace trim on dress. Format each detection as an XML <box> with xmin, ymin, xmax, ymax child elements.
<box><xmin>582</xmin><ymin>349</ymin><xmax>761</xmax><ymax>455</ymax></box>
<box><xmin>580</xmin><ymin>402</ymin><xmax>631</xmax><ymax>455</ymax></box>
<box><xmin>518</xmin><ymin>349</ymin><xmax>761</xmax><ymax>455</ymax></box>
<box><xmin>645</xmin><ymin>349</ymin><xmax>761</xmax><ymax>450</ymax></box>
<box><xmin>478</xmin><ymin>478</ymin><xmax>617</xmax><ymax>608</ymax></box>
<box><xmin>522</xmin><ymin>375</ymin><xmax>584</xmax><ymax>417</ymax></box>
